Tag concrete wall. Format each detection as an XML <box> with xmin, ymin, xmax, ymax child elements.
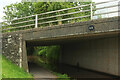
<box><xmin>61</xmin><ymin>36</ymin><xmax>119</xmax><ymax>76</ymax></box>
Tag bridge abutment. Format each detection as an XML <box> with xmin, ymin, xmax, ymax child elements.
<box><xmin>2</xmin><ymin>34</ymin><xmax>22</xmax><ymax>67</ymax></box>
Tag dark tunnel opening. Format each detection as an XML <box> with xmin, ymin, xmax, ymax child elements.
<box><xmin>25</xmin><ymin>37</ymin><xmax>119</xmax><ymax>79</ymax></box>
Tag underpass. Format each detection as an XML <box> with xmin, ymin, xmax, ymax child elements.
<box><xmin>2</xmin><ymin>16</ymin><xmax>120</xmax><ymax>78</ymax></box>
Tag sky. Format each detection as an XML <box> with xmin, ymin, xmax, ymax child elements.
<box><xmin>0</xmin><ymin>0</ymin><xmax>21</xmax><ymax>22</ymax></box>
<box><xmin>0</xmin><ymin>0</ymin><xmax>119</xmax><ymax>22</ymax></box>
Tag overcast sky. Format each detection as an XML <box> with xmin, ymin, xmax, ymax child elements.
<box><xmin>0</xmin><ymin>0</ymin><xmax>119</xmax><ymax>22</ymax></box>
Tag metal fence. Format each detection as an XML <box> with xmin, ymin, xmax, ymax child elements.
<box><xmin>0</xmin><ymin>0</ymin><xmax>119</xmax><ymax>32</ymax></box>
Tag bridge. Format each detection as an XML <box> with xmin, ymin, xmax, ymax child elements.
<box><xmin>1</xmin><ymin>0</ymin><xmax>120</xmax><ymax>77</ymax></box>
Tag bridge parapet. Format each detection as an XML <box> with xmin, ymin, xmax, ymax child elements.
<box><xmin>1</xmin><ymin>0</ymin><xmax>119</xmax><ymax>32</ymax></box>
<box><xmin>2</xmin><ymin>16</ymin><xmax>119</xmax><ymax>39</ymax></box>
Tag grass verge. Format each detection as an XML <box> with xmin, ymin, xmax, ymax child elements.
<box><xmin>2</xmin><ymin>56</ymin><xmax>33</xmax><ymax>79</ymax></box>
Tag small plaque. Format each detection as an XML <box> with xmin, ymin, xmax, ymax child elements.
<box><xmin>88</xmin><ymin>25</ymin><xmax>94</xmax><ymax>31</ymax></box>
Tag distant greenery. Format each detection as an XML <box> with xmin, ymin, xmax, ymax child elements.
<box><xmin>2</xmin><ymin>56</ymin><xmax>33</xmax><ymax>79</ymax></box>
<box><xmin>2</xmin><ymin>2</ymin><xmax>95</xmax><ymax>32</ymax></box>
<box><xmin>28</xmin><ymin>45</ymin><xmax>60</xmax><ymax>64</ymax></box>
<box><xmin>37</xmin><ymin>46</ymin><xmax>60</xmax><ymax>64</ymax></box>
<box><xmin>3</xmin><ymin>2</ymin><xmax>93</xmax><ymax>21</ymax></box>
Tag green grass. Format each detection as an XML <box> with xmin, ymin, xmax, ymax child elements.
<box><xmin>2</xmin><ymin>56</ymin><xmax>33</xmax><ymax>78</ymax></box>
<box><xmin>53</xmin><ymin>72</ymin><xmax>70</xmax><ymax>80</ymax></box>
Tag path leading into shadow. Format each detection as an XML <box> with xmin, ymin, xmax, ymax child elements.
<box><xmin>56</xmin><ymin>64</ymin><xmax>118</xmax><ymax>78</ymax></box>
<box><xmin>28</xmin><ymin>62</ymin><xmax>57</xmax><ymax>79</ymax></box>
<box><xmin>28</xmin><ymin>62</ymin><xmax>118</xmax><ymax>79</ymax></box>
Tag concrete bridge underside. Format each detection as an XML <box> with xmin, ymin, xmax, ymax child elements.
<box><xmin>2</xmin><ymin>17</ymin><xmax>120</xmax><ymax>76</ymax></box>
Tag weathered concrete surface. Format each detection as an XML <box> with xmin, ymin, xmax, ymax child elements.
<box><xmin>2</xmin><ymin>17</ymin><xmax>120</xmax><ymax>75</ymax></box>
<box><xmin>61</xmin><ymin>37</ymin><xmax>119</xmax><ymax>76</ymax></box>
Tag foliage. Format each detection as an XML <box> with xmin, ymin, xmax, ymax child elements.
<box><xmin>2</xmin><ymin>2</ymin><xmax>36</xmax><ymax>32</ymax></box>
<box><xmin>3</xmin><ymin>2</ymin><xmax>94</xmax><ymax>21</ymax></box>
<box><xmin>34</xmin><ymin>2</ymin><xmax>92</xmax><ymax>26</ymax></box>
<box><xmin>32</xmin><ymin>45</ymin><xmax>60</xmax><ymax>64</ymax></box>
<box><xmin>46</xmin><ymin>46</ymin><xmax>60</xmax><ymax>64</ymax></box>
<box><xmin>3</xmin><ymin>2</ymin><xmax>35</xmax><ymax>21</ymax></box>
<box><xmin>2</xmin><ymin>2</ymin><xmax>95</xmax><ymax>31</ymax></box>
<box><xmin>34</xmin><ymin>46</ymin><xmax>47</xmax><ymax>56</ymax></box>
<box><xmin>53</xmin><ymin>72</ymin><xmax>70</xmax><ymax>80</ymax></box>
<box><xmin>2</xmin><ymin>56</ymin><xmax>33</xmax><ymax>79</ymax></box>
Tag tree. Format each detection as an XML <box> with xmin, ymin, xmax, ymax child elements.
<box><xmin>3</xmin><ymin>2</ymin><xmax>95</xmax><ymax>29</ymax></box>
<box><xmin>3</xmin><ymin>2</ymin><xmax>35</xmax><ymax>21</ymax></box>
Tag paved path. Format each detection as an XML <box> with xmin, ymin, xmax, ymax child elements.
<box><xmin>28</xmin><ymin>63</ymin><xmax>117</xmax><ymax>79</ymax></box>
<box><xmin>28</xmin><ymin>63</ymin><xmax>57</xmax><ymax>79</ymax></box>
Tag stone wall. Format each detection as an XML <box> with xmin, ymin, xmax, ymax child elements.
<box><xmin>2</xmin><ymin>33</ymin><xmax>22</xmax><ymax>67</ymax></box>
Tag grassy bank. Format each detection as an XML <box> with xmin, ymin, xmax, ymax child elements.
<box><xmin>2</xmin><ymin>56</ymin><xmax>33</xmax><ymax>79</ymax></box>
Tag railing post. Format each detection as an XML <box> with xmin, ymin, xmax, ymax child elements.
<box><xmin>90</xmin><ymin>3</ymin><xmax>93</xmax><ymax>20</ymax></box>
<box><xmin>35</xmin><ymin>14</ymin><xmax>38</xmax><ymax>28</ymax></box>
